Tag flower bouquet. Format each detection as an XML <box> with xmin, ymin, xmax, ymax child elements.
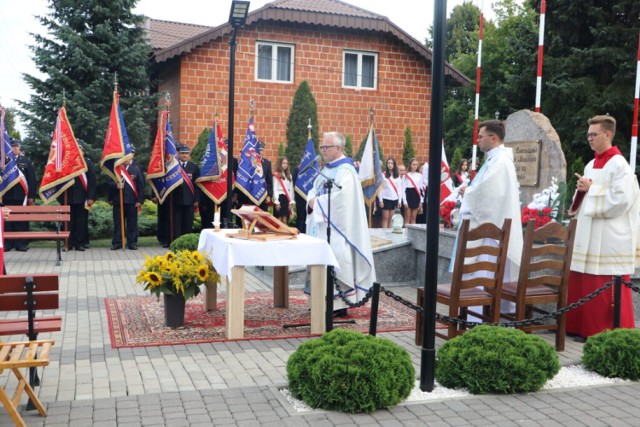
<box><xmin>440</xmin><ymin>200</ymin><xmax>457</xmax><ymax>228</ymax></box>
<box><xmin>136</xmin><ymin>250</ymin><xmax>220</xmax><ymax>327</ymax></box>
<box><xmin>522</xmin><ymin>177</ymin><xmax>567</xmax><ymax>229</ymax></box>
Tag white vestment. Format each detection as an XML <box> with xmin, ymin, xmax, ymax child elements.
<box><xmin>306</xmin><ymin>156</ymin><xmax>376</xmax><ymax>310</ymax></box>
<box><xmin>455</xmin><ymin>145</ymin><xmax>523</xmax><ymax>320</ymax></box>
<box><xmin>570</xmin><ymin>155</ymin><xmax>640</xmax><ymax>275</ymax></box>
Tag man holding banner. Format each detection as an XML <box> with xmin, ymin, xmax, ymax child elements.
<box><xmin>108</xmin><ymin>155</ymin><xmax>144</xmax><ymax>250</ymax></box>
<box><xmin>172</xmin><ymin>144</ymin><xmax>199</xmax><ymax>240</ymax></box>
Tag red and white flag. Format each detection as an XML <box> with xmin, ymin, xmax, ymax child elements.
<box><xmin>440</xmin><ymin>141</ymin><xmax>453</xmax><ymax>204</ymax></box>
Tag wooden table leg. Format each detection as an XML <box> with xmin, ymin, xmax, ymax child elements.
<box><xmin>309</xmin><ymin>265</ymin><xmax>326</xmax><ymax>334</ymax></box>
<box><xmin>203</xmin><ymin>281</ymin><xmax>218</xmax><ymax>312</ymax></box>
<box><xmin>273</xmin><ymin>266</ymin><xmax>289</xmax><ymax>308</ymax></box>
<box><xmin>225</xmin><ymin>266</ymin><xmax>245</xmax><ymax>339</ymax></box>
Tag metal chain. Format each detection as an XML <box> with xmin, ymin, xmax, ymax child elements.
<box><xmin>624</xmin><ymin>280</ymin><xmax>640</xmax><ymax>293</ymax></box>
<box><xmin>331</xmin><ymin>268</ymin><xmax>373</xmax><ymax>309</ymax></box>
<box><xmin>379</xmin><ymin>278</ymin><xmax>616</xmax><ymax>328</ymax></box>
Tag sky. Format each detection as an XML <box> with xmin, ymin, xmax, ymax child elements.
<box><xmin>0</xmin><ymin>0</ymin><xmax>495</xmax><ymax>134</ymax></box>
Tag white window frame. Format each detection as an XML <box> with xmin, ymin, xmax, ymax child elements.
<box><xmin>342</xmin><ymin>50</ymin><xmax>378</xmax><ymax>90</ymax></box>
<box><xmin>255</xmin><ymin>41</ymin><xmax>295</xmax><ymax>84</ymax></box>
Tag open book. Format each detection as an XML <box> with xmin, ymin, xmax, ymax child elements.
<box><xmin>230</xmin><ymin>205</ymin><xmax>299</xmax><ymax>240</ymax></box>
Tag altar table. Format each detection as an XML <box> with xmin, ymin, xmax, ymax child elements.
<box><xmin>198</xmin><ymin>230</ymin><xmax>339</xmax><ymax>339</ymax></box>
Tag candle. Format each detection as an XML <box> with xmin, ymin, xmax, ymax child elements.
<box><xmin>213</xmin><ymin>211</ymin><xmax>220</xmax><ymax>229</ymax></box>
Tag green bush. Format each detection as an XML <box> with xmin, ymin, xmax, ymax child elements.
<box><xmin>287</xmin><ymin>329</ymin><xmax>414</xmax><ymax>413</ymax></box>
<box><xmin>169</xmin><ymin>233</ymin><xmax>200</xmax><ymax>252</ymax></box>
<box><xmin>436</xmin><ymin>325</ymin><xmax>559</xmax><ymax>394</ymax></box>
<box><xmin>583</xmin><ymin>328</ymin><xmax>640</xmax><ymax>380</ymax></box>
<box><xmin>88</xmin><ymin>201</ymin><xmax>113</xmax><ymax>239</ymax></box>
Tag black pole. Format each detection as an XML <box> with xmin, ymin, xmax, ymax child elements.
<box><xmin>613</xmin><ymin>275</ymin><xmax>622</xmax><ymax>329</ymax></box>
<box><xmin>420</xmin><ymin>0</ymin><xmax>447</xmax><ymax>392</ymax></box>
<box><xmin>225</xmin><ymin>27</ymin><xmax>238</xmax><ymax>227</ymax></box>
<box><xmin>369</xmin><ymin>282</ymin><xmax>380</xmax><ymax>336</ymax></box>
<box><xmin>325</xmin><ymin>180</ymin><xmax>334</xmax><ymax>332</ymax></box>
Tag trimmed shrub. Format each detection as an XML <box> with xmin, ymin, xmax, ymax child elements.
<box><xmin>436</xmin><ymin>325</ymin><xmax>559</xmax><ymax>394</ymax></box>
<box><xmin>583</xmin><ymin>328</ymin><xmax>640</xmax><ymax>380</ymax></box>
<box><xmin>287</xmin><ymin>329</ymin><xmax>414</xmax><ymax>413</ymax></box>
<box><xmin>170</xmin><ymin>233</ymin><xmax>200</xmax><ymax>252</ymax></box>
<box><xmin>88</xmin><ymin>201</ymin><xmax>113</xmax><ymax>240</ymax></box>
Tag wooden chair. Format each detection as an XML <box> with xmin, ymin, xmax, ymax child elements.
<box><xmin>500</xmin><ymin>219</ymin><xmax>577</xmax><ymax>351</ymax></box>
<box><xmin>0</xmin><ymin>339</ymin><xmax>55</xmax><ymax>427</ymax></box>
<box><xmin>416</xmin><ymin>218</ymin><xmax>512</xmax><ymax>344</ymax></box>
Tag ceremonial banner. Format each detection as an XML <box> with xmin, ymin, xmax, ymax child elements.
<box><xmin>100</xmin><ymin>91</ymin><xmax>134</xmax><ymax>183</ymax></box>
<box><xmin>358</xmin><ymin>125</ymin><xmax>384</xmax><ymax>205</ymax></box>
<box><xmin>234</xmin><ymin>116</ymin><xmax>267</xmax><ymax>205</ymax></box>
<box><xmin>196</xmin><ymin>120</ymin><xmax>232</xmax><ymax>204</ymax></box>
<box><xmin>294</xmin><ymin>133</ymin><xmax>318</xmax><ymax>201</ymax></box>
<box><xmin>146</xmin><ymin>111</ymin><xmax>183</xmax><ymax>203</ymax></box>
<box><xmin>440</xmin><ymin>141</ymin><xmax>453</xmax><ymax>204</ymax></box>
<box><xmin>0</xmin><ymin>119</ymin><xmax>23</xmax><ymax>200</ymax></box>
<box><xmin>39</xmin><ymin>106</ymin><xmax>88</xmax><ymax>204</ymax></box>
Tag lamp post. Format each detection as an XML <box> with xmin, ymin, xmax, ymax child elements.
<box><xmin>224</xmin><ymin>0</ymin><xmax>250</xmax><ymax>227</ymax></box>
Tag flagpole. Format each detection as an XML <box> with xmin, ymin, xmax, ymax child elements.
<box><xmin>471</xmin><ymin>0</ymin><xmax>485</xmax><ymax>176</ymax></box>
<box><xmin>630</xmin><ymin>30</ymin><xmax>640</xmax><ymax>171</ymax></box>
<box><xmin>113</xmin><ymin>74</ymin><xmax>126</xmax><ymax>250</ymax></box>
<box><xmin>534</xmin><ymin>0</ymin><xmax>547</xmax><ymax>113</ymax></box>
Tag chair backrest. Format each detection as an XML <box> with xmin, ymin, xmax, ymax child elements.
<box><xmin>450</xmin><ymin>218</ymin><xmax>512</xmax><ymax>297</ymax></box>
<box><xmin>516</xmin><ymin>218</ymin><xmax>577</xmax><ymax>301</ymax></box>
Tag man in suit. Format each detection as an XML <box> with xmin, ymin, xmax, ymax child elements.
<box><xmin>108</xmin><ymin>151</ymin><xmax>144</xmax><ymax>250</ymax></box>
<box><xmin>3</xmin><ymin>139</ymin><xmax>37</xmax><ymax>252</ymax></box>
<box><xmin>172</xmin><ymin>144</ymin><xmax>200</xmax><ymax>241</ymax></box>
<box><xmin>292</xmin><ymin>165</ymin><xmax>307</xmax><ymax>233</ymax></box>
<box><xmin>60</xmin><ymin>141</ymin><xmax>97</xmax><ymax>251</ymax></box>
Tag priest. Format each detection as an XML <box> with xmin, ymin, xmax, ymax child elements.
<box><xmin>306</xmin><ymin>131</ymin><xmax>375</xmax><ymax>315</ymax></box>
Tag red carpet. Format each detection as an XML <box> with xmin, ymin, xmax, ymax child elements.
<box><xmin>105</xmin><ymin>290</ymin><xmax>418</xmax><ymax>348</ymax></box>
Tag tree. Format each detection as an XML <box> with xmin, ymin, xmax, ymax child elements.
<box><xmin>285</xmin><ymin>81</ymin><xmax>319</xmax><ymax>167</ymax></box>
<box><xmin>277</xmin><ymin>142</ymin><xmax>286</xmax><ymax>157</ymax></box>
<box><xmin>451</xmin><ymin>147</ymin><xmax>463</xmax><ymax>173</ymax></box>
<box><xmin>402</xmin><ymin>126</ymin><xmax>416</xmax><ymax>168</ymax></box>
<box><xmin>344</xmin><ymin>135</ymin><xmax>354</xmax><ymax>158</ymax></box>
<box><xmin>18</xmin><ymin>0</ymin><xmax>154</xmax><ymax>176</ymax></box>
<box><xmin>0</xmin><ymin>107</ymin><xmax>21</xmax><ymax>139</ymax></box>
<box><xmin>527</xmin><ymin>0</ymin><xmax>640</xmax><ymax>169</ymax></box>
<box><xmin>190</xmin><ymin>128</ymin><xmax>211</xmax><ymax>165</ymax></box>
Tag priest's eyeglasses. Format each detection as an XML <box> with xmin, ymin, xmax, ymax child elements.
<box><xmin>319</xmin><ymin>145</ymin><xmax>337</xmax><ymax>150</ymax></box>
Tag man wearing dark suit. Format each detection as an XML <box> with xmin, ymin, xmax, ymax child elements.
<box><xmin>107</xmin><ymin>155</ymin><xmax>144</xmax><ymax>250</ymax></box>
<box><xmin>60</xmin><ymin>142</ymin><xmax>97</xmax><ymax>251</ymax></box>
<box><xmin>172</xmin><ymin>144</ymin><xmax>200</xmax><ymax>241</ymax></box>
<box><xmin>3</xmin><ymin>139</ymin><xmax>37</xmax><ymax>252</ymax></box>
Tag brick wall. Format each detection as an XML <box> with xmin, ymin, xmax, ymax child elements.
<box><xmin>157</xmin><ymin>24</ymin><xmax>433</xmax><ymax>166</ymax></box>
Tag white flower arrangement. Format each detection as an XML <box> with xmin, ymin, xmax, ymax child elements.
<box><xmin>526</xmin><ymin>177</ymin><xmax>565</xmax><ymax>220</ymax></box>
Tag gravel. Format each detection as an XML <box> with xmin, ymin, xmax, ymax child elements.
<box><xmin>281</xmin><ymin>365</ymin><xmax>630</xmax><ymax>412</ymax></box>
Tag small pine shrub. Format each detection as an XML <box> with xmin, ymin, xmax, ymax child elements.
<box><xmin>436</xmin><ymin>325</ymin><xmax>559</xmax><ymax>394</ymax></box>
<box><xmin>287</xmin><ymin>329</ymin><xmax>414</xmax><ymax>413</ymax></box>
<box><xmin>169</xmin><ymin>233</ymin><xmax>200</xmax><ymax>252</ymax></box>
<box><xmin>583</xmin><ymin>328</ymin><xmax>640</xmax><ymax>380</ymax></box>
<box><xmin>88</xmin><ymin>201</ymin><xmax>113</xmax><ymax>239</ymax></box>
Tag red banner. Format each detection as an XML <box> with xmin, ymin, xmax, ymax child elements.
<box><xmin>197</xmin><ymin>121</ymin><xmax>233</xmax><ymax>204</ymax></box>
<box><xmin>38</xmin><ymin>106</ymin><xmax>87</xmax><ymax>204</ymax></box>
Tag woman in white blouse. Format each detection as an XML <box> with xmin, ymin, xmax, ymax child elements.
<box><xmin>377</xmin><ymin>157</ymin><xmax>402</xmax><ymax>228</ymax></box>
<box><xmin>272</xmin><ymin>156</ymin><xmax>295</xmax><ymax>224</ymax></box>
<box><xmin>403</xmin><ymin>158</ymin><xmax>425</xmax><ymax>225</ymax></box>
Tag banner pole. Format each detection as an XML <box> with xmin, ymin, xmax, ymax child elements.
<box><xmin>119</xmin><ymin>187</ymin><xmax>125</xmax><ymax>249</ymax></box>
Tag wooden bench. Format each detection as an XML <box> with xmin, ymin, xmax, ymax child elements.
<box><xmin>4</xmin><ymin>205</ymin><xmax>71</xmax><ymax>265</ymax></box>
<box><xmin>0</xmin><ymin>275</ymin><xmax>61</xmax><ymax>389</ymax></box>
<box><xmin>0</xmin><ymin>339</ymin><xmax>55</xmax><ymax>427</ymax></box>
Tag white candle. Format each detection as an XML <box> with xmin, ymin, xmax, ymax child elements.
<box><xmin>213</xmin><ymin>211</ymin><xmax>220</xmax><ymax>227</ymax></box>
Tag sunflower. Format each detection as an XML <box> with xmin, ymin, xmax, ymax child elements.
<box><xmin>196</xmin><ymin>265</ymin><xmax>209</xmax><ymax>281</ymax></box>
<box><xmin>192</xmin><ymin>252</ymin><xmax>204</xmax><ymax>262</ymax></box>
<box><xmin>145</xmin><ymin>271</ymin><xmax>163</xmax><ymax>287</ymax></box>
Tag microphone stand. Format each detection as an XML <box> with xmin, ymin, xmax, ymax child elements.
<box><xmin>283</xmin><ymin>164</ymin><xmax>355</xmax><ymax>331</ymax></box>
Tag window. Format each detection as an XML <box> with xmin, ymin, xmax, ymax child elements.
<box><xmin>343</xmin><ymin>51</ymin><xmax>377</xmax><ymax>89</ymax></box>
<box><xmin>256</xmin><ymin>42</ymin><xmax>294</xmax><ymax>83</ymax></box>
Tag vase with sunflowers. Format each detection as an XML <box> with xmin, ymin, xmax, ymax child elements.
<box><xmin>136</xmin><ymin>250</ymin><xmax>220</xmax><ymax>327</ymax></box>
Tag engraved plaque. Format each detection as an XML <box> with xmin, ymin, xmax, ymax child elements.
<box><xmin>506</xmin><ymin>140</ymin><xmax>541</xmax><ymax>187</ymax></box>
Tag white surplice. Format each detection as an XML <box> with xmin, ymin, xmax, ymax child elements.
<box><xmin>306</xmin><ymin>156</ymin><xmax>376</xmax><ymax>310</ymax></box>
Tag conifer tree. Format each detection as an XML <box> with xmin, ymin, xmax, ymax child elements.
<box><xmin>402</xmin><ymin>126</ymin><xmax>416</xmax><ymax>168</ymax></box>
<box><xmin>344</xmin><ymin>135</ymin><xmax>354</xmax><ymax>158</ymax></box>
<box><xmin>18</xmin><ymin>0</ymin><xmax>154</xmax><ymax>173</ymax></box>
<box><xmin>190</xmin><ymin>128</ymin><xmax>211</xmax><ymax>165</ymax></box>
<box><xmin>278</xmin><ymin>142</ymin><xmax>286</xmax><ymax>157</ymax></box>
<box><xmin>285</xmin><ymin>81</ymin><xmax>319</xmax><ymax>167</ymax></box>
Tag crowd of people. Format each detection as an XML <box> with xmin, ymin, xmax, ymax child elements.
<box><xmin>3</xmin><ymin>116</ymin><xmax>639</xmax><ymax>336</ymax></box>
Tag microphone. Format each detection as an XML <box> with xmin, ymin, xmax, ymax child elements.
<box><xmin>299</xmin><ymin>155</ymin><xmax>321</xmax><ymax>175</ymax></box>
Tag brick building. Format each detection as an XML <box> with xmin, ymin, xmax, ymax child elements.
<box><xmin>148</xmin><ymin>0</ymin><xmax>468</xmax><ymax>163</ymax></box>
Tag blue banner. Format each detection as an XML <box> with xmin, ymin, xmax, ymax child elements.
<box><xmin>234</xmin><ymin>116</ymin><xmax>267</xmax><ymax>206</ymax></box>
<box><xmin>198</xmin><ymin>122</ymin><xmax>220</xmax><ymax>179</ymax></box>
<box><xmin>0</xmin><ymin>128</ymin><xmax>22</xmax><ymax>199</ymax></box>
<box><xmin>148</xmin><ymin>116</ymin><xmax>183</xmax><ymax>204</ymax></box>
<box><xmin>294</xmin><ymin>135</ymin><xmax>318</xmax><ymax>201</ymax></box>
<box><xmin>360</xmin><ymin>127</ymin><xmax>384</xmax><ymax>205</ymax></box>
